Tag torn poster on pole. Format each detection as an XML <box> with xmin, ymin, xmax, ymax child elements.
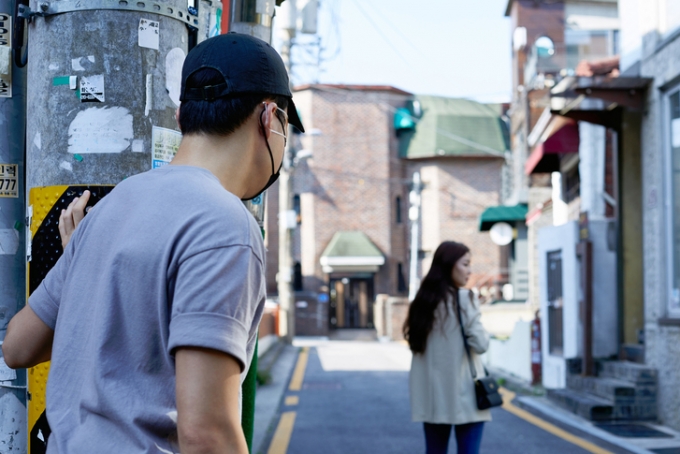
<box><xmin>139</xmin><ymin>18</ymin><xmax>160</xmax><ymax>50</ymax></box>
<box><xmin>0</xmin><ymin>14</ymin><xmax>11</xmax><ymax>98</ymax></box>
<box><xmin>80</xmin><ymin>75</ymin><xmax>105</xmax><ymax>102</ymax></box>
<box><xmin>72</xmin><ymin>55</ymin><xmax>95</xmax><ymax>72</ymax></box>
<box><xmin>152</xmin><ymin>126</ymin><xmax>182</xmax><ymax>168</ymax></box>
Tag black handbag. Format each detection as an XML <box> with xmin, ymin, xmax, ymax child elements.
<box><xmin>454</xmin><ymin>294</ymin><xmax>503</xmax><ymax>410</ymax></box>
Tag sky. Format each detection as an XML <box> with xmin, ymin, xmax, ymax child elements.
<box><xmin>277</xmin><ymin>0</ymin><xmax>512</xmax><ymax>103</ymax></box>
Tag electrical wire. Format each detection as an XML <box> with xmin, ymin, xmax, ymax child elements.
<box><xmin>361</xmin><ymin>1</ymin><xmax>421</xmax><ymax>55</ymax></box>
<box><xmin>346</xmin><ymin>0</ymin><xmax>417</xmax><ymax>73</ymax></box>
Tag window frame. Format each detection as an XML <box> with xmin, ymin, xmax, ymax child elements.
<box><xmin>395</xmin><ymin>196</ymin><xmax>402</xmax><ymax>224</ymax></box>
<box><xmin>664</xmin><ymin>86</ymin><xmax>680</xmax><ymax>318</ymax></box>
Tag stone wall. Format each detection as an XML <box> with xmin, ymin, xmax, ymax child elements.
<box><xmin>640</xmin><ymin>29</ymin><xmax>680</xmax><ymax>430</ymax></box>
<box><xmin>293</xmin><ymin>292</ymin><xmax>329</xmax><ymax>337</ymax></box>
<box><xmin>374</xmin><ymin>295</ymin><xmax>409</xmax><ymax>341</ymax></box>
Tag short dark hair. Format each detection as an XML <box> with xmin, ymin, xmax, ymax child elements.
<box><xmin>179</xmin><ymin>68</ymin><xmax>289</xmax><ymax>136</ymax></box>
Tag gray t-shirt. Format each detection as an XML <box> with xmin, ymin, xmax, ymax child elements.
<box><xmin>29</xmin><ymin>165</ymin><xmax>266</xmax><ymax>454</ymax></box>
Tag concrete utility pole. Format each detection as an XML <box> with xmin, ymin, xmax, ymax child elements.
<box><xmin>0</xmin><ymin>2</ymin><xmax>28</xmax><ymax>452</ymax></box>
<box><xmin>276</xmin><ymin>0</ymin><xmax>296</xmax><ymax>343</ymax></box>
<box><xmin>21</xmin><ymin>1</ymin><xmax>220</xmax><ymax>451</ymax></box>
<box><xmin>275</xmin><ymin>0</ymin><xmax>317</xmax><ymax>343</ymax></box>
<box><xmin>408</xmin><ymin>171</ymin><xmax>422</xmax><ymax>302</ymax></box>
<box><xmin>227</xmin><ymin>1</ymin><xmax>279</xmax><ymax>449</ymax></box>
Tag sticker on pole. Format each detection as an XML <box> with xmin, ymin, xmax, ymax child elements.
<box><xmin>80</xmin><ymin>75</ymin><xmax>105</xmax><ymax>102</ymax></box>
<box><xmin>0</xmin><ymin>164</ymin><xmax>18</xmax><ymax>198</ymax></box>
<box><xmin>139</xmin><ymin>18</ymin><xmax>160</xmax><ymax>50</ymax></box>
<box><xmin>0</xmin><ymin>14</ymin><xmax>11</xmax><ymax>98</ymax></box>
<box><xmin>152</xmin><ymin>126</ymin><xmax>182</xmax><ymax>168</ymax></box>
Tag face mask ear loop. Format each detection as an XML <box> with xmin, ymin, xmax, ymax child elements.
<box><xmin>260</xmin><ymin>105</ymin><xmax>276</xmax><ymax>176</ymax></box>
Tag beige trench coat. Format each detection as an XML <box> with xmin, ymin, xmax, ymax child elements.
<box><xmin>409</xmin><ymin>289</ymin><xmax>492</xmax><ymax>425</ymax></box>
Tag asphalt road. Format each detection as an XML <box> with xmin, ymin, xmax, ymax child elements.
<box><xmin>261</xmin><ymin>341</ymin><xmax>639</xmax><ymax>454</ymax></box>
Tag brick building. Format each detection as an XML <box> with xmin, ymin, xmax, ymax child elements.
<box><xmin>264</xmin><ymin>85</ymin><xmax>509</xmax><ymax>335</ymax></box>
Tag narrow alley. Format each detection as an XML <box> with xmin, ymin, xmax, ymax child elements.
<box><xmin>256</xmin><ymin>340</ymin><xmax>662</xmax><ymax>454</ymax></box>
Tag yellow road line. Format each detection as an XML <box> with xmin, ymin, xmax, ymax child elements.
<box><xmin>500</xmin><ymin>388</ymin><xmax>612</xmax><ymax>454</ymax></box>
<box><xmin>267</xmin><ymin>348</ymin><xmax>310</xmax><ymax>454</ymax></box>
<box><xmin>267</xmin><ymin>411</ymin><xmax>296</xmax><ymax>454</ymax></box>
<box><xmin>288</xmin><ymin>347</ymin><xmax>309</xmax><ymax>391</ymax></box>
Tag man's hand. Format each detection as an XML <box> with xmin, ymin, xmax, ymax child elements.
<box><xmin>59</xmin><ymin>190</ymin><xmax>91</xmax><ymax>249</ymax></box>
<box><xmin>175</xmin><ymin>347</ymin><xmax>248</xmax><ymax>454</ymax></box>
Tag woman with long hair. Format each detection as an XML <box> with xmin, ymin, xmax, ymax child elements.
<box><xmin>403</xmin><ymin>241</ymin><xmax>491</xmax><ymax>454</ymax></box>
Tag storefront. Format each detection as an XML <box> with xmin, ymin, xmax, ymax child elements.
<box><xmin>319</xmin><ymin>231</ymin><xmax>385</xmax><ymax>330</ymax></box>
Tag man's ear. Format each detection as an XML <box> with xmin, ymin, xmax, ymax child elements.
<box><xmin>175</xmin><ymin>106</ymin><xmax>181</xmax><ymax>130</ymax></box>
<box><xmin>258</xmin><ymin>102</ymin><xmax>277</xmax><ymax>140</ymax></box>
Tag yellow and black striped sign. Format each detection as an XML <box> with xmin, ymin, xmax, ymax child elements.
<box><xmin>28</xmin><ymin>185</ymin><xmax>114</xmax><ymax>453</ymax></box>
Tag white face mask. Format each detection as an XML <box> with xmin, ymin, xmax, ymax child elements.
<box><xmin>241</xmin><ymin>104</ymin><xmax>287</xmax><ymax>201</ymax></box>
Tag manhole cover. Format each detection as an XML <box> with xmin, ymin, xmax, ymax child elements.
<box><xmin>594</xmin><ymin>423</ymin><xmax>674</xmax><ymax>438</ymax></box>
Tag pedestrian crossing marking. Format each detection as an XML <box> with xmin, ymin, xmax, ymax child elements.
<box><xmin>285</xmin><ymin>396</ymin><xmax>299</xmax><ymax>406</ymax></box>
<box><xmin>289</xmin><ymin>347</ymin><xmax>309</xmax><ymax>391</ymax></box>
<box><xmin>500</xmin><ymin>388</ymin><xmax>613</xmax><ymax>454</ymax></box>
<box><xmin>267</xmin><ymin>411</ymin><xmax>296</xmax><ymax>454</ymax></box>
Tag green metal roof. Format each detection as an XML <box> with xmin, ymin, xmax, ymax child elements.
<box><xmin>320</xmin><ymin>231</ymin><xmax>383</xmax><ymax>258</ymax></box>
<box><xmin>400</xmin><ymin>95</ymin><xmax>509</xmax><ymax>159</ymax></box>
<box><xmin>479</xmin><ymin>204</ymin><xmax>528</xmax><ymax>231</ymax></box>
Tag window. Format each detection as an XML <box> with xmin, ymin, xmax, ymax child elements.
<box><xmin>667</xmin><ymin>90</ymin><xmax>680</xmax><ymax>316</ymax></box>
<box><xmin>563</xmin><ymin>163</ymin><xmax>580</xmax><ymax>204</ymax></box>
<box><xmin>395</xmin><ymin>196</ymin><xmax>402</xmax><ymax>224</ymax></box>
<box><xmin>547</xmin><ymin>250</ymin><xmax>563</xmax><ymax>355</ymax></box>
<box><xmin>293</xmin><ymin>262</ymin><xmax>303</xmax><ymax>291</ymax></box>
<box><xmin>293</xmin><ymin>194</ymin><xmax>301</xmax><ymax>225</ymax></box>
<box><xmin>397</xmin><ymin>263</ymin><xmax>407</xmax><ymax>293</ymax></box>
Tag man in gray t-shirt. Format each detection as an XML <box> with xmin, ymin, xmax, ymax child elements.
<box><xmin>3</xmin><ymin>33</ymin><xmax>304</xmax><ymax>454</ymax></box>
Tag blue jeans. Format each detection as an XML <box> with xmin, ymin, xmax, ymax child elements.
<box><xmin>423</xmin><ymin>422</ymin><xmax>485</xmax><ymax>454</ymax></box>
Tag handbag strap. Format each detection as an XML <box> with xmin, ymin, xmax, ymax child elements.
<box><xmin>454</xmin><ymin>290</ymin><xmax>478</xmax><ymax>380</ymax></box>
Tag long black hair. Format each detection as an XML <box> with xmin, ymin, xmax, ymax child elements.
<box><xmin>403</xmin><ymin>241</ymin><xmax>470</xmax><ymax>354</ymax></box>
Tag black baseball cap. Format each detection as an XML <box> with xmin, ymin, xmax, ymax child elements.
<box><xmin>180</xmin><ymin>32</ymin><xmax>305</xmax><ymax>133</ymax></box>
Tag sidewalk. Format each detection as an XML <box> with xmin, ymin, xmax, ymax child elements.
<box><xmin>490</xmin><ymin>368</ymin><xmax>680</xmax><ymax>454</ymax></box>
<box><xmin>252</xmin><ymin>342</ymin><xmax>299</xmax><ymax>454</ymax></box>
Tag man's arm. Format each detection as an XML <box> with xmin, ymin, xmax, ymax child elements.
<box><xmin>175</xmin><ymin>347</ymin><xmax>248</xmax><ymax>454</ymax></box>
<box><xmin>2</xmin><ymin>305</ymin><xmax>53</xmax><ymax>369</ymax></box>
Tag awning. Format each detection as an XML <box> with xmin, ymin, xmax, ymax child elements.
<box><xmin>549</xmin><ymin>75</ymin><xmax>652</xmax><ymax>128</ymax></box>
<box><xmin>479</xmin><ymin>204</ymin><xmax>528</xmax><ymax>231</ymax></box>
<box><xmin>525</xmin><ymin>117</ymin><xmax>579</xmax><ymax>175</ymax></box>
<box><xmin>320</xmin><ymin>231</ymin><xmax>385</xmax><ymax>274</ymax></box>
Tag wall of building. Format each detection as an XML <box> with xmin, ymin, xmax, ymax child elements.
<box><xmin>509</xmin><ymin>0</ymin><xmax>566</xmax><ymax>89</ymax></box>
<box><xmin>579</xmin><ymin>122</ymin><xmax>607</xmax><ymax>219</ymax></box>
<box><xmin>526</xmin><ymin>186</ymin><xmax>553</xmax><ymax>311</ymax></box>
<box><xmin>406</xmin><ymin>158</ymin><xmax>505</xmax><ymax>289</ymax></box>
<box><xmin>640</xmin><ymin>28</ymin><xmax>680</xmax><ymax>431</ymax></box>
<box><xmin>589</xmin><ymin>220</ymin><xmax>619</xmax><ymax>358</ymax></box>
<box><xmin>484</xmin><ymin>319</ymin><xmax>532</xmax><ymax>383</ymax></box>
<box><xmin>287</xmin><ymin>87</ymin><xmax>411</xmax><ymax>297</ymax></box>
<box><xmin>619</xmin><ymin>0</ymin><xmax>680</xmax><ymax>73</ymax></box>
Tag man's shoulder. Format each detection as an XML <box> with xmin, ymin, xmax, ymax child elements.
<box><xmin>107</xmin><ymin>166</ymin><xmax>263</xmax><ymax>256</ymax></box>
